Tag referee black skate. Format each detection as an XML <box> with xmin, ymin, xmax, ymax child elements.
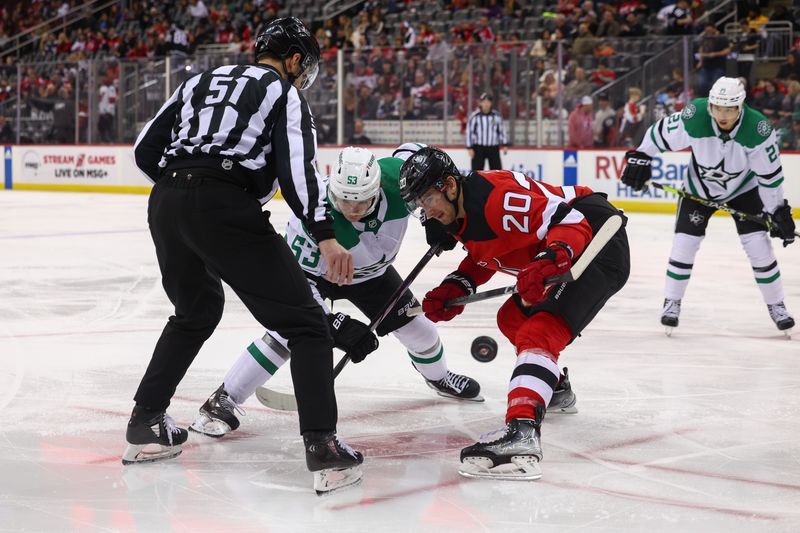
<box><xmin>124</xmin><ymin>17</ymin><xmax>363</xmax><ymax>494</ymax></box>
<box><xmin>465</xmin><ymin>92</ymin><xmax>507</xmax><ymax>170</ymax></box>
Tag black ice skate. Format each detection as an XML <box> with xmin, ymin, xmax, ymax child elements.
<box><xmin>426</xmin><ymin>371</ymin><xmax>484</xmax><ymax>402</ymax></box>
<box><xmin>189</xmin><ymin>383</ymin><xmax>244</xmax><ymax>437</ymax></box>
<box><xmin>661</xmin><ymin>298</ymin><xmax>681</xmax><ymax>336</ymax></box>
<box><xmin>459</xmin><ymin>416</ymin><xmax>543</xmax><ymax>480</ymax></box>
<box><xmin>121</xmin><ymin>406</ymin><xmax>188</xmax><ymax>465</ymax></box>
<box><xmin>767</xmin><ymin>302</ymin><xmax>794</xmax><ymax>336</ymax></box>
<box><xmin>303</xmin><ymin>431</ymin><xmax>364</xmax><ymax>495</ymax></box>
<box><xmin>548</xmin><ymin>367</ymin><xmax>577</xmax><ymax>414</ymax></box>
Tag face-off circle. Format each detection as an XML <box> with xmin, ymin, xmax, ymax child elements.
<box><xmin>470</xmin><ymin>336</ymin><xmax>498</xmax><ymax>362</ymax></box>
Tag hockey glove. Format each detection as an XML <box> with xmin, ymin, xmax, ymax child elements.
<box><xmin>620</xmin><ymin>150</ymin><xmax>652</xmax><ymax>191</ymax></box>
<box><xmin>422</xmin><ymin>271</ymin><xmax>476</xmax><ymax>322</ymax></box>
<box><xmin>516</xmin><ymin>243</ymin><xmax>573</xmax><ymax>306</ymax></box>
<box><xmin>766</xmin><ymin>200</ymin><xmax>796</xmax><ymax>247</ymax></box>
<box><xmin>423</xmin><ymin>218</ymin><xmax>458</xmax><ymax>253</ymax></box>
<box><xmin>327</xmin><ymin>312</ymin><xmax>379</xmax><ymax>363</ymax></box>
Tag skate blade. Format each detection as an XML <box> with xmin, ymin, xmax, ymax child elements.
<box><xmin>188</xmin><ymin>414</ymin><xmax>231</xmax><ymax>438</ymax></box>
<box><xmin>549</xmin><ymin>404</ymin><xmax>578</xmax><ymax>414</ymax></box>
<box><xmin>458</xmin><ymin>456</ymin><xmax>542</xmax><ymax>480</ymax></box>
<box><xmin>121</xmin><ymin>443</ymin><xmax>183</xmax><ymax>465</ymax></box>
<box><xmin>313</xmin><ymin>466</ymin><xmax>363</xmax><ymax>496</ymax></box>
<box><xmin>435</xmin><ymin>391</ymin><xmax>485</xmax><ymax>402</ymax></box>
<box><xmin>664</xmin><ymin>326</ymin><xmax>674</xmax><ymax>337</ymax></box>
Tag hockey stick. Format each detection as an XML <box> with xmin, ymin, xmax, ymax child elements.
<box><xmin>406</xmin><ymin>214</ymin><xmax>623</xmax><ymax>315</ymax></box>
<box><xmin>255</xmin><ymin>243</ymin><xmax>443</xmax><ymax>411</ymax></box>
<box><xmin>650</xmin><ymin>182</ymin><xmax>800</xmax><ymax>238</ymax></box>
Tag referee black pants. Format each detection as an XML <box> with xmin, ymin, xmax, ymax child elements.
<box><xmin>135</xmin><ymin>172</ymin><xmax>336</xmax><ymax>433</ymax></box>
<box><xmin>471</xmin><ymin>145</ymin><xmax>502</xmax><ymax>171</ymax></box>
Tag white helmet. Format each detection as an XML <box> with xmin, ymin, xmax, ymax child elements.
<box><xmin>329</xmin><ymin>146</ymin><xmax>381</xmax><ymax>216</ymax></box>
<box><xmin>392</xmin><ymin>142</ymin><xmax>427</xmax><ymax>162</ymax></box>
<box><xmin>708</xmin><ymin>77</ymin><xmax>746</xmax><ymax>109</ymax></box>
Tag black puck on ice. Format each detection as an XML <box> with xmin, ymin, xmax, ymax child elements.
<box><xmin>471</xmin><ymin>336</ymin><xmax>498</xmax><ymax>362</ymax></box>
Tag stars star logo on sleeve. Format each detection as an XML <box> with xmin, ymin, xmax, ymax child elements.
<box><xmin>689</xmin><ymin>210</ymin><xmax>705</xmax><ymax>226</ymax></box>
<box><xmin>698</xmin><ymin>158</ymin><xmax>742</xmax><ymax>187</ymax></box>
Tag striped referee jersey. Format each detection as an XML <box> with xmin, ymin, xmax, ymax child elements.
<box><xmin>466</xmin><ymin>109</ymin><xmax>508</xmax><ymax>148</ymax></box>
<box><xmin>134</xmin><ymin>63</ymin><xmax>332</xmax><ymax>241</ymax></box>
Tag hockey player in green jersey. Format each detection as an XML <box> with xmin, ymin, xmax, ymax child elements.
<box><xmin>621</xmin><ymin>77</ymin><xmax>796</xmax><ymax>333</ymax></box>
<box><xmin>190</xmin><ymin>145</ymin><xmax>482</xmax><ymax>441</ymax></box>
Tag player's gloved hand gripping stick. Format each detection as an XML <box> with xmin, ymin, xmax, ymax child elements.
<box><xmin>407</xmin><ymin>214</ymin><xmax>623</xmax><ymax>315</ymax></box>
<box><xmin>256</xmin><ymin>243</ymin><xmax>443</xmax><ymax>410</ymax></box>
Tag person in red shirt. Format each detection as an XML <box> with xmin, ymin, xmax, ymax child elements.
<box><xmin>399</xmin><ymin>147</ymin><xmax>630</xmax><ymax>480</ymax></box>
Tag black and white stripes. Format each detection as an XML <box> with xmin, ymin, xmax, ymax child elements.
<box><xmin>134</xmin><ymin>63</ymin><xmax>330</xmax><ymax>239</ymax></box>
<box><xmin>466</xmin><ymin>110</ymin><xmax>507</xmax><ymax>148</ymax></box>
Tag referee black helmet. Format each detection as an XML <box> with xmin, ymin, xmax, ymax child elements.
<box><xmin>255</xmin><ymin>17</ymin><xmax>320</xmax><ymax>90</ymax></box>
<box><xmin>399</xmin><ymin>147</ymin><xmax>461</xmax><ymax>210</ymax></box>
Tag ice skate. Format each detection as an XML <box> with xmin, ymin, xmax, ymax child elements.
<box><xmin>304</xmin><ymin>431</ymin><xmax>364</xmax><ymax>495</ymax></box>
<box><xmin>122</xmin><ymin>406</ymin><xmax>188</xmax><ymax>465</ymax></box>
<box><xmin>459</xmin><ymin>417</ymin><xmax>543</xmax><ymax>480</ymax></box>
<box><xmin>189</xmin><ymin>383</ymin><xmax>244</xmax><ymax>437</ymax></box>
<box><xmin>661</xmin><ymin>298</ymin><xmax>681</xmax><ymax>336</ymax></box>
<box><xmin>767</xmin><ymin>302</ymin><xmax>794</xmax><ymax>337</ymax></box>
<box><xmin>426</xmin><ymin>371</ymin><xmax>484</xmax><ymax>402</ymax></box>
<box><xmin>548</xmin><ymin>367</ymin><xmax>577</xmax><ymax>414</ymax></box>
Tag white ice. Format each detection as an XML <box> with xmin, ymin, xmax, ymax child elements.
<box><xmin>1</xmin><ymin>190</ymin><xmax>799</xmax><ymax>533</ymax></box>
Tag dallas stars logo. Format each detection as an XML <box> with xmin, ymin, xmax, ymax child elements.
<box><xmin>697</xmin><ymin>158</ymin><xmax>742</xmax><ymax>187</ymax></box>
<box><xmin>688</xmin><ymin>210</ymin><xmax>705</xmax><ymax>226</ymax></box>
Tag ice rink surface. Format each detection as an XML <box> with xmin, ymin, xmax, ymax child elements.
<box><xmin>1</xmin><ymin>190</ymin><xmax>799</xmax><ymax>533</ymax></box>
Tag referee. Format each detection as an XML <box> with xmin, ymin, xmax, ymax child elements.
<box><xmin>466</xmin><ymin>92</ymin><xmax>507</xmax><ymax>170</ymax></box>
<box><xmin>125</xmin><ymin>17</ymin><xmax>363</xmax><ymax>490</ymax></box>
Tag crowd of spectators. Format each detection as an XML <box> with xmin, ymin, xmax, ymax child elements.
<box><xmin>0</xmin><ymin>0</ymin><xmax>798</xmax><ymax>148</ymax></box>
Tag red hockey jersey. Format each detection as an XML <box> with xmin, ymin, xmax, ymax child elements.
<box><xmin>452</xmin><ymin>170</ymin><xmax>594</xmax><ymax>285</ymax></box>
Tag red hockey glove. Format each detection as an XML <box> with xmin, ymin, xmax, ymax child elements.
<box><xmin>422</xmin><ymin>271</ymin><xmax>476</xmax><ymax>322</ymax></box>
<box><xmin>516</xmin><ymin>242</ymin><xmax>573</xmax><ymax>305</ymax></box>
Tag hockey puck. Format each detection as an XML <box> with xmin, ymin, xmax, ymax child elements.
<box><xmin>471</xmin><ymin>336</ymin><xmax>498</xmax><ymax>362</ymax></box>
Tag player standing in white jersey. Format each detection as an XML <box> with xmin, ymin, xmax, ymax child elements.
<box><xmin>621</xmin><ymin>77</ymin><xmax>796</xmax><ymax>334</ymax></box>
<box><xmin>190</xmin><ymin>144</ymin><xmax>482</xmax><ymax>440</ymax></box>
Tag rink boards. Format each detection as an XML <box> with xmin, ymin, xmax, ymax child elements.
<box><xmin>3</xmin><ymin>144</ymin><xmax>799</xmax><ymax>216</ymax></box>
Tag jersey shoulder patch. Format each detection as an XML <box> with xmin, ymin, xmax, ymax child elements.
<box><xmin>680</xmin><ymin>98</ymin><xmax>714</xmax><ymax>138</ymax></box>
<box><xmin>731</xmin><ymin>104</ymin><xmax>771</xmax><ymax>148</ymax></box>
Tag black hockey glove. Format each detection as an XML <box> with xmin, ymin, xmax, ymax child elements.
<box><xmin>423</xmin><ymin>218</ymin><xmax>458</xmax><ymax>253</ymax></box>
<box><xmin>620</xmin><ymin>150</ymin><xmax>652</xmax><ymax>191</ymax></box>
<box><xmin>327</xmin><ymin>312</ymin><xmax>379</xmax><ymax>363</ymax></box>
<box><xmin>766</xmin><ymin>200</ymin><xmax>796</xmax><ymax>247</ymax></box>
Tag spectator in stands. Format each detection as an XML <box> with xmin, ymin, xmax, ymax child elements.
<box><xmin>593</xmin><ymin>40</ymin><xmax>615</xmax><ymax>58</ymax></box>
<box><xmin>348</xmin><ymin>118</ymin><xmax>372</xmax><ymax>145</ymax></box>
<box><xmin>0</xmin><ymin>115</ymin><xmax>14</xmax><ymax>143</ymax></box>
<box><xmin>744</xmin><ymin>8</ymin><xmax>768</xmax><ymax>31</ymax></box>
<box><xmin>596</xmin><ymin>8</ymin><xmax>621</xmax><ymax>37</ymax></box>
<box><xmin>568</xmin><ymin>95</ymin><xmax>594</xmax><ymax>148</ymax></box>
<box><xmin>593</xmin><ymin>92</ymin><xmax>616</xmax><ymax>146</ymax></box>
<box><xmin>401</xmin><ymin>21</ymin><xmax>417</xmax><ymax>49</ymax></box>
<box><xmin>780</xmin><ymin>111</ymin><xmax>800</xmax><ymax>150</ymax></box>
<box><xmin>357</xmin><ymin>84</ymin><xmax>379</xmax><ymax>120</ymax></box>
<box><xmin>619</xmin><ymin>86</ymin><xmax>645</xmax><ymax>147</ymax></box>
<box><xmin>592</xmin><ymin>61</ymin><xmax>617</xmax><ymax>86</ymax></box>
<box><xmin>780</xmin><ymin>81</ymin><xmax>800</xmax><ymax>123</ymax></box>
<box><xmin>188</xmin><ymin>0</ymin><xmax>208</xmax><ymax>21</ymax></box>
<box><xmin>620</xmin><ymin>12</ymin><xmax>646</xmax><ymax>37</ymax></box>
<box><xmin>474</xmin><ymin>16</ymin><xmax>495</xmax><ymax>43</ymax></box>
<box><xmin>571</xmin><ymin>22</ymin><xmax>596</xmax><ymax>56</ymax></box>
<box><xmin>376</xmin><ymin>91</ymin><xmax>400</xmax><ymax>120</ymax></box>
<box><xmin>664</xmin><ymin>1</ymin><xmax>692</xmax><ymax>36</ymax></box>
<box><xmin>736</xmin><ymin>21</ymin><xmax>761</xmax><ymax>83</ymax></box>
<box><xmin>751</xmin><ymin>79</ymin><xmax>782</xmax><ymax>119</ymax></box>
<box><xmin>367</xmin><ymin>10</ymin><xmax>384</xmax><ymax>44</ymax></box>
<box><xmin>97</xmin><ymin>76</ymin><xmax>116</xmax><ymax>143</ymax></box>
<box><xmin>696</xmin><ymin>24</ymin><xmax>731</xmax><ymax>97</ymax></box>
<box><xmin>565</xmin><ymin>67</ymin><xmax>592</xmax><ymax>107</ymax></box>
<box><xmin>777</xmin><ymin>52</ymin><xmax>800</xmax><ymax>82</ymax></box>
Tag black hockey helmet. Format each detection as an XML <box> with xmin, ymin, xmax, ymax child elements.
<box><xmin>399</xmin><ymin>146</ymin><xmax>461</xmax><ymax>211</ymax></box>
<box><xmin>255</xmin><ymin>17</ymin><xmax>320</xmax><ymax>90</ymax></box>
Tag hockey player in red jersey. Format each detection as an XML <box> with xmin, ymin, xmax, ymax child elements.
<box><xmin>399</xmin><ymin>147</ymin><xmax>630</xmax><ymax>480</ymax></box>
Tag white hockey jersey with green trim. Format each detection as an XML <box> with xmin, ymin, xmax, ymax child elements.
<box><xmin>284</xmin><ymin>156</ymin><xmax>411</xmax><ymax>283</ymax></box>
<box><xmin>638</xmin><ymin>97</ymin><xmax>786</xmax><ymax>212</ymax></box>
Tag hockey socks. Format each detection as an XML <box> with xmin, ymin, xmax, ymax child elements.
<box><xmin>507</xmin><ymin>349</ymin><xmax>559</xmax><ymax>422</ymax></box>
<box><xmin>224</xmin><ymin>331</ymin><xmax>290</xmax><ymax>404</ymax></box>
<box><xmin>393</xmin><ymin>316</ymin><xmax>448</xmax><ymax>382</ymax></box>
